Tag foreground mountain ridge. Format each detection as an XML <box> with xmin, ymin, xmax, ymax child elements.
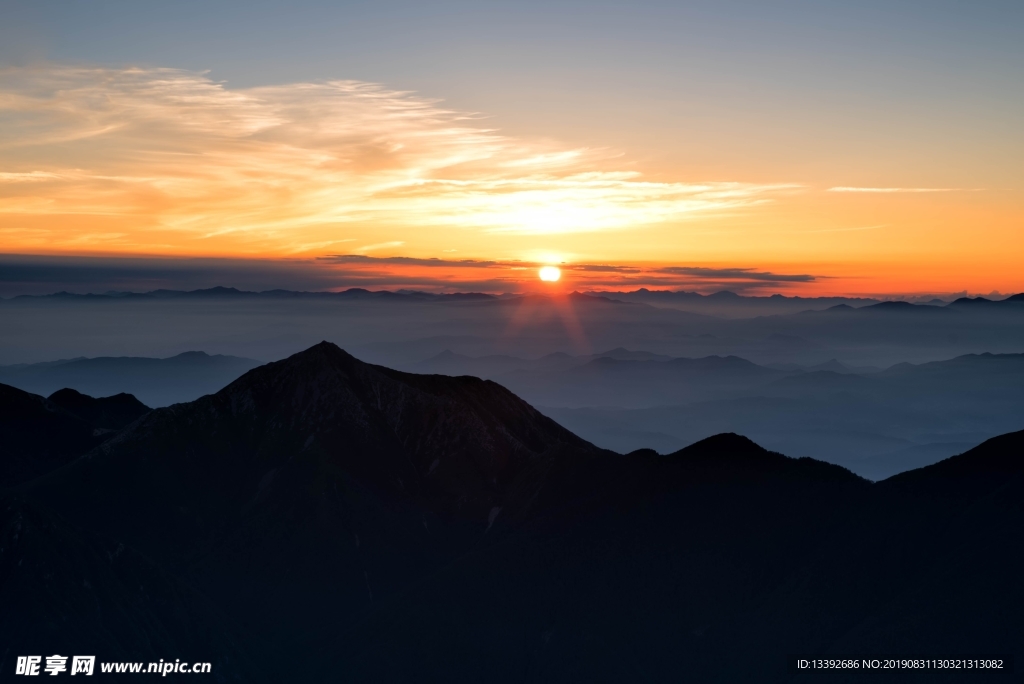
<box><xmin>1</xmin><ymin>341</ymin><xmax>1021</xmax><ymax>682</ymax></box>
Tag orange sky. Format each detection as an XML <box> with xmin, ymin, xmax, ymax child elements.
<box><xmin>2</xmin><ymin>65</ymin><xmax>1022</xmax><ymax>297</ymax></box>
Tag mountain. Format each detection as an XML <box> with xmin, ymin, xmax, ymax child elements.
<box><xmin>0</xmin><ymin>351</ymin><xmax>263</xmax><ymax>407</ymax></box>
<box><xmin>6</xmin><ymin>285</ymin><xmax>1024</xmax><ymax>372</ymax></box>
<box><xmin>4</xmin><ymin>343</ymin><xmax>1022</xmax><ymax>681</ymax></box>
<box><xmin>21</xmin><ymin>342</ymin><xmax>606</xmax><ymax>678</ymax></box>
<box><xmin>947</xmin><ymin>294</ymin><xmax>1024</xmax><ymax>307</ymax></box>
<box><xmin>334</xmin><ymin>431</ymin><xmax>1024</xmax><ymax>682</ymax></box>
<box><xmin>710</xmin><ymin>429</ymin><xmax>1024</xmax><ymax>682</ymax></box>
<box><xmin>47</xmin><ymin>387</ymin><xmax>150</xmax><ymax>430</ymax></box>
<box><xmin>0</xmin><ymin>496</ymin><xmax>268</xmax><ymax>681</ymax></box>
<box><xmin>333</xmin><ymin>433</ymin><xmax>871</xmax><ymax>682</ymax></box>
<box><xmin>588</xmin><ymin>288</ymin><xmax>883</xmax><ymax>318</ymax></box>
<box><xmin>0</xmin><ymin>383</ymin><xmax>148</xmax><ymax>489</ymax></box>
<box><xmin>541</xmin><ymin>352</ymin><xmax>1024</xmax><ymax>477</ymax></box>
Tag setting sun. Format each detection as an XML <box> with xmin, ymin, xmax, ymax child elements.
<box><xmin>539</xmin><ymin>266</ymin><xmax>561</xmax><ymax>282</ymax></box>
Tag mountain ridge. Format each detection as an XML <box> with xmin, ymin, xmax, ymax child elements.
<box><xmin>3</xmin><ymin>342</ymin><xmax>1021</xmax><ymax>681</ymax></box>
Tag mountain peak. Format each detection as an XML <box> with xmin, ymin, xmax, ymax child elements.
<box><xmin>49</xmin><ymin>342</ymin><xmax>602</xmax><ymax>538</ymax></box>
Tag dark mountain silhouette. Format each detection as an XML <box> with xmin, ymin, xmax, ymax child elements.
<box><xmin>2</xmin><ymin>343</ymin><xmax>1021</xmax><ymax>681</ymax></box>
<box><xmin>588</xmin><ymin>288</ymin><xmax>883</xmax><ymax>317</ymax></box>
<box><xmin>0</xmin><ymin>351</ymin><xmax>263</xmax><ymax>407</ymax></box>
<box><xmin>0</xmin><ymin>496</ymin><xmax>268</xmax><ymax>682</ymax></box>
<box><xmin>0</xmin><ymin>383</ymin><xmax>148</xmax><ymax>488</ymax></box>
<box><xmin>333</xmin><ymin>433</ymin><xmax>871</xmax><ymax>682</ymax></box>
<box><xmin>706</xmin><ymin>429</ymin><xmax>1024</xmax><ymax>682</ymax></box>
<box><xmin>21</xmin><ymin>342</ymin><xmax>606</xmax><ymax>677</ymax></box>
<box><xmin>947</xmin><ymin>294</ymin><xmax>1024</xmax><ymax>307</ymax></box>
<box><xmin>334</xmin><ymin>430</ymin><xmax>1024</xmax><ymax>682</ymax></box>
<box><xmin>47</xmin><ymin>387</ymin><xmax>150</xmax><ymax>430</ymax></box>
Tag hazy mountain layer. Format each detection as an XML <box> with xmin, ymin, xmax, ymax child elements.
<box><xmin>3</xmin><ymin>289</ymin><xmax>1022</xmax><ymax>369</ymax></box>
<box><xmin>0</xmin><ymin>351</ymin><xmax>263</xmax><ymax>407</ymax></box>
<box><xmin>420</xmin><ymin>350</ymin><xmax>1024</xmax><ymax>478</ymax></box>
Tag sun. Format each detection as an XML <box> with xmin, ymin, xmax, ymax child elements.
<box><xmin>539</xmin><ymin>266</ymin><xmax>561</xmax><ymax>282</ymax></box>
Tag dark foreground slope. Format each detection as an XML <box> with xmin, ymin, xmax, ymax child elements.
<box><xmin>12</xmin><ymin>342</ymin><xmax>605</xmax><ymax>679</ymax></box>
<box><xmin>334</xmin><ymin>434</ymin><xmax>870</xmax><ymax>682</ymax></box>
<box><xmin>2</xmin><ymin>343</ymin><xmax>1021</xmax><ymax>682</ymax></box>
<box><xmin>0</xmin><ymin>497</ymin><xmax>267</xmax><ymax>681</ymax></box>
<box><xmin>335</xmin><ymin>431</ymin><xmax>1023</xmax><ymax>683</ymax></box>
<box><xmin>0</xmin><ymin>383</ymin><xmax>149</xmax><ymax>488</ymax></box>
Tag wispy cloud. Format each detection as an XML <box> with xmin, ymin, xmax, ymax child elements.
<box><xmin>0</xmin><ymin>64</ymin><xmax>797</xmax><ymax>254</ymax></box>
<box><xmin>0</xmin><ymin>253</ymin><xmax>820</xmax><ymax>297</ymax></box>
<box><xmin>353</xmin><ymin>241</ymin><xmax>405</xmax><ymax>253</ymax></box>
<box><xmin>827</xmin><ymin>187</ymin><xmax>964</xmax><ymax>193</ymax></box>
<box><xmin>653</xmin><ymin>266</ymin><xmax>815</xmax><ymax>283</ymax></box>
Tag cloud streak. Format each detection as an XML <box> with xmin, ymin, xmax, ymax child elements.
<box><xmin>0</xmin><ymin>64</ymin><xmax>796</xmax><ymax>254</ymax></box>
<box><xmin>0</xmin><ymin>253</ymin><xmax>818</xmax><ymax>297</ymax></box>
<box><xmin>827</xmin><ymin>187</ymin><xmax>964</xmax><ymax>193</ymax></box>
<box><xmin>653</xmin><ymin>266</ymin><xmax>815</xmax><ymax>283</ymax></box>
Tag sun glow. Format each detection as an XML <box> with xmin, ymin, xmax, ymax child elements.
<box><xmin>539</xmin><ymin>266</ymin><xmax>561</xmax><ymax>282</ymax></box>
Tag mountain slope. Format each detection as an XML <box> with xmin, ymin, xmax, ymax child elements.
<box><xmin>26</xmin><ymin>341</ymin><xmax>607</xmax><ymax>678</ymax></box>
<box><xmin>0</xmin><ymin>496</ymin><xmax>267</xmax><ymax>682</ymax></box>
<box><xmin>700</xmin><ymin>430</ymin><xmax>1024</xmax><ymax>682</ymax></box>
<box><xmin>1</xmin><ymin>384</ymin><xmax>104</xmax><ymax>489</ymax></box>
<box><xmin>7</xmin><ymin>343</ymin><xmax>1021</xmax><ymax>682</ymax></box>
<box><xmin>332</xmin><ymin>434</ymin><xmax>870</xmax><ymax>682</ymax></box>
<box><xmin>47</xmin><ymin>388</ymin><xmax>150</xmax><ymax>430</ymax></box>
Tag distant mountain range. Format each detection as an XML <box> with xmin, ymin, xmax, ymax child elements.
<box><xmin>1</xmin><ymin>342</ymin><xmax>1021</xmax><ymax>681</ymax></box>
<box><xmin>0</xmin><ymin>351</ymin><xmax>263</xmax><ymax>406</ymax></box>
<box><xmin>9</xmin><ymin>285</ymin><xmax>1022</xmax><ymax>312</ymax></box>
<box><xmin>4</xmin><ymin>286</ymin><xmax>1024</xmax><ymax>370</ymax></box>
<box><xmin>412</xmin><ymin>349</ymin><xmax>1024</xmax><ymax>478</ymax></box>
<box><xmin>4</xmin><ymin>346</ymin><xmax>1021</xmax><ymax>479</ymax></box>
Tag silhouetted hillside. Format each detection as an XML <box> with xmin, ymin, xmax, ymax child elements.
<box><xmin>0</xmin><ymin>383</ymin><xmax>148</xmax><ymax>488</ymax></box>
<box><xmin>331</xmin><ymin>432</ymin><xmax>1023</xmax><ymax>682</ymax></box>
<box><xmin>709</xmin><ymin>430</ymin><xmax>1024</xmax><ymax>682</ymax></box>
<box><xmin>23</xmin><ymin>342</ymin><xmax>606</xmax><ymax>678</ymax></box>
<box><xmin>3</xmin><ymin>344</ymin><xmax>1021</xmax><ymax>681</ymax></box>
<box><xmin>47</xmin><ymin>387</ymin><xmax>150</xmax><ymax>430</ymax></box>
<box><xmin>0</xmin><ymin>496</ymin><xmax>268</xmax><ymax>682</ymax></box>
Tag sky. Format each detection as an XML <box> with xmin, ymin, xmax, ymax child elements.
<box><xmin>1</xmin><ymin>0</ymin><xmax>1022</xmax><ymax>296</ymax></box>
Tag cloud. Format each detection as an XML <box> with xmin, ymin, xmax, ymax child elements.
<box><xmin>0</xmin><ymin>64</ymin><xmax>797</xmax><ymax>254</ymax></box>
<box><xmin>653</xmin><ymin>266</ymin><xmax>815</xmax><ymax>283</ymax></box>
<box><xmin>322</xmin><ymin>255</ymin><xmax>504</xmax><ymax>268</ymax></box>
<box><xmin>0</xmin><ymin>253</ymin><xmax>819</xmax><ymax>297</ymax></box>
<box><xmin>353</xmin><ymin>241</ymin><xmax>405</xmax><ymax>253</ymax></box>
<box><xmin>827</xmin><ymin>187</ymin><xmax>963</xmax><ymax>193</ymax></box>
